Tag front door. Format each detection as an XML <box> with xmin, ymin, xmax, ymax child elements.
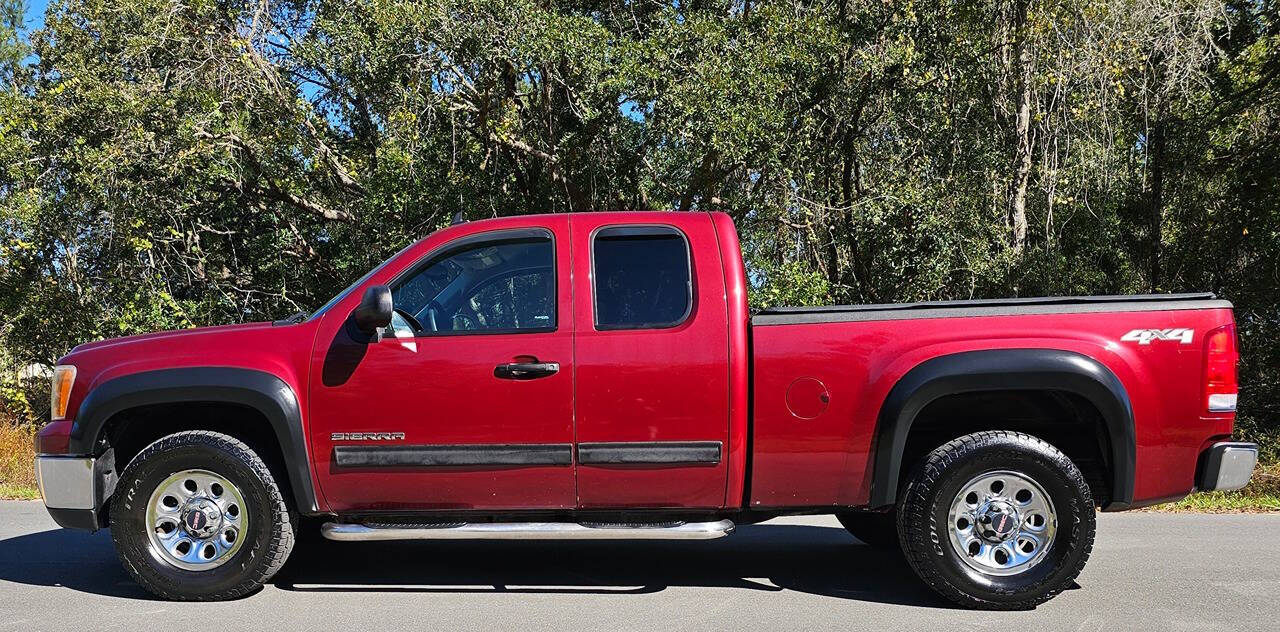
<box><xmin>308</xmin><ymin>219</ymin><xmax>575</xmax><ymax>512</ymax></box>
<box><xmin>570</xmin><ymin>213</ymin><xmax>730</xmax><ymax>508</ymax></box>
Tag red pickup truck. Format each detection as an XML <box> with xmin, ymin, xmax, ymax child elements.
<box><xmin>34</xmin><ymin>211</ymin><xmax>1255</xmax><ymax>608</ymax></box>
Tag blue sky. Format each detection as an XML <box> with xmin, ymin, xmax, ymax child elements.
<box><xmin>23</xmin><ymin>0</ymin><xmax>48</xmax><ymax>32</ymax></box>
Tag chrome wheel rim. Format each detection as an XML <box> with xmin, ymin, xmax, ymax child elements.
<box><xmin>947</xmin><ymin>470</ymin><xmax>1056</xmax><ymax>576</ymax></box>
<box><xmin>145</xmin><ymin>469</ymin><xmax>248</xmax><ymax>571</ymax></box>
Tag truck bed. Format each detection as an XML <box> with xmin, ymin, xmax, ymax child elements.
<box><xmin>747</xmin><ymin>292</ymin><xmax>1236</xmax><ymax>509</ymax></box>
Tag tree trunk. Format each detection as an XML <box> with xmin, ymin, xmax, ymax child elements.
<box><xmin>1009</xmin><ymin>0</ymin><xmax>1032</xmax><ymax>255</ymax></box>
<box><xmin>1147</xmin><ymin>123</ymin><xmax>1165</xmax><ymax>291</ymax></box>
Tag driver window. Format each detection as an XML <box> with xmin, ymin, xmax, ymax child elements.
<box><xmin>390</xmin><ymin>234</ymin><xmax>555</xmax><ymax>335</ymax></box>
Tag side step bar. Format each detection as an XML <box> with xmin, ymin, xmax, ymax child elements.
<box><xmin>321</xmin><ymin>519</ymin><xmax>736</xmax><ymax>542</ymax></box>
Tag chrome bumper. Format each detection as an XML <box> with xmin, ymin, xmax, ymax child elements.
<box><xmin>1198</xmin><ymin>442</ymin><xmax>1258</xmax><ymax>492</ymax></box>
<box><xmin>35</xmin><ymin>456</ymin><xmax>97</xmax><ymax>510</ymax></box>
<box><xmin>34</xmin><ymin>454</ymin><xmax>113</xmax><ymax>531</ymax></box>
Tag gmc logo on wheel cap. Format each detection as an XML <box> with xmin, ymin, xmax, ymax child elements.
<box><xmin>1121</xmin><ymin>328</ymin><xmax>1194</xmax><ymax>345</ymax></box>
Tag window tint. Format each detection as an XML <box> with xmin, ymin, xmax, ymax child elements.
<box><xmin>593</xmin><ymin>227</ymin><xmax>691</xmax><ymax>329</ymax></box>
<box><xmin>391</xmin><ymin>236</ymin><xmax>555</xmax><ymax>334</ymax></box>
<box><xmin>457</xmin><ymin>270</ymin><xmax>553</xmax><ymax>331</ymax></box>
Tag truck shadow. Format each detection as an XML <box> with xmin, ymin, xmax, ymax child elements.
<box><xmin>271</xmin><ymin>523</ymin><xmax>952</xmax><ymax>608</ymax></box>
<box><xmin>0</xmin><ymin>526</ymin><xmax>151</xmax><ymax>599</ymax></box>
<box><xmin>0</xmin><ymin>523</ymin><xmax>952</xmax><ymax>608</ymax></box>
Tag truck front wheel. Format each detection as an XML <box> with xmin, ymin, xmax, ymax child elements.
<box><xmin>110</xmin><ymin>430</ymin><xmax>296</xmax><ymax>600</ymax></box>
<box><xmin>897</xmin><ymin>430</ymin><xmax>1095</xmax><ymax>610</ymax></box>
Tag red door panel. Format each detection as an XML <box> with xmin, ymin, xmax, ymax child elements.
<box><xmin>570</xmin><ymin>213</ymin><xmax>730</xmax><ymax>508</ymax></box>
<box><xmin>308</xmin><ymin>217</ymin><xmax>575</xmax><ymax>512</ymax></box>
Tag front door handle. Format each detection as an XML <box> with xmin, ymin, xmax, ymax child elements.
<box><xmin>494</xmin><ymin>362</ymin><xmax>560</xmax><ymax>380</ymax></box>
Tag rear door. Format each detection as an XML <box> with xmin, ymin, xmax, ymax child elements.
<box><xmin>570</xmin><ymin>213</ymin><xmax>730</xmax><ymax>508</ymax></box>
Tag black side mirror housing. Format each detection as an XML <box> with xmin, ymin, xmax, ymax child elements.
<box><xmin>353</xmin><ymin>285</ymin><xmax>393</xmax><ymax>334</ymax></box>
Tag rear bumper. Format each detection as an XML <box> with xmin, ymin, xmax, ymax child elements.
<box><xmin>1197</xmin><ymin>442</ymin><xmax>1258</xmax><ymax>492</ymax></box>
<box><xmin>34</xmin><ymin>452</ymin><xmax>116</xmax><ymax>531</ymax></box>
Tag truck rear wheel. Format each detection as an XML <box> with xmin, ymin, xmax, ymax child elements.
<box><xmin>110</xmin><ymin>430</ymin><xmax>295</xmax><ymax>600</ymax></box>
<box><xmin>897</xmin><ymin>430</ymin><xmax>1095</xmax><ymax>610</ymax></box>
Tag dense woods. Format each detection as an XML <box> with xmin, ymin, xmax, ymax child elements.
<box><xmin>0</xmin><ymin>0</ymin><xmax>1276</xmax><ymax>447</ymax></box>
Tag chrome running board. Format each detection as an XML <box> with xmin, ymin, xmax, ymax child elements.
<box><xmin>321</xmin><ymin>519</ymin><xmax>736</xmax><ymax>541</ymax></box>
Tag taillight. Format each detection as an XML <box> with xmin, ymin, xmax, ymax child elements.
<box><xmin>1203</xmin><ymin>325</ymin><xmax>1238</xmax><ymax>413</ymax></box>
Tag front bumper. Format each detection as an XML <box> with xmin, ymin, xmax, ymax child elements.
<box><xmin>1197</xmin><ymin>442</ymin><xmax>1258</xmax><ymax>492</ymax></box>
<box><xmin>34</xmin><ymin>451</ymin><xmax>116</xmax><ymax>531</ymax></box>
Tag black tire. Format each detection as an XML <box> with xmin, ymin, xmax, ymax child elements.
<box><xmin>897</xmin><ymin>430</ymin><xmax>1095</xmax><ymax>610</ymax></box>
<box><xmin>836</xmin><ymin>511</ymin><xmax>900</xmax><ymax>549</ymax></box>
<box><xmin>110</xmin><ymin>430</ymin><xmax>295</xmax><ymax>600</ymax></box>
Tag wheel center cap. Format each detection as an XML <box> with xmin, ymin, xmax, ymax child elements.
<box><xmin>977</xmin><ymin>501</ymin><xmax>1019</xmax><ymax>542</ymax></box>
<box><xmin>181</xmin><ymin>499</ymin><xmax>223</xmax><ymax>538</ymax></box>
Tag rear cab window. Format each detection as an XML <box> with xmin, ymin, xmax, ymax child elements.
<box><xmin>592</xmin><ymin>226</ymin><xmax>692</xmax><ymax>330</ymax></box>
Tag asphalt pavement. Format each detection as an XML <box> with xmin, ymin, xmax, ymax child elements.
<box><xmin>0</xmin><ymin>500</ymin><xmax>1276</xmax><ymax>631</ymax></box>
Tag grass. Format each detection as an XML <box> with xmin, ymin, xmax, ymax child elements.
<box><xmin>1147</xmin><ymin>462</ymin><xmax>1280</xmax><ymax>513</ymax></box>
<box><xmin>0</xmin><ymin>422</ymin><xmax>38</xmax><ymax>500</ymax></box>
<box><xmin>0</xmin><ymin>482</ymin><xmax>39</xmax><ymax>500</ymax></box>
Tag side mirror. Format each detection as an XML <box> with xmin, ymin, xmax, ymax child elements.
<box><xmin>352</xmin><ymin>285</ymin><xmax>392</xmax><ymax>334</ymax></box>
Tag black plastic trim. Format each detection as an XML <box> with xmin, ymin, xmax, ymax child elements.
<box><xmin>333</xmin><ymin>443</ymin><xmax>574</xmax><ymax>468</ymax></box>
<box><xmin>1103</xmin><ymin>493</ymin><xmax>1190</xmax><ymax>512</ymax></box>
<box><xmin>406</xmin><ymin>325</ymin><xmax>557</xmax><ymax>338</ymax></box>
<box><xmin>753</xmin><ymin>293</ymin><xmax>1230</xmax><ymax>325</ymax></box>
<box><xmin>94</xmin><ymin>447</ymin><xmax>118</xmax><ymax>515</ymax></box>
<box><xmin>45</xmin><ymin>507</ymin><xmax>100</xmax><ymax>531</ymax></box>
<box><xmin>577</xmin><ymin>441</ymin><xmax>722</xmax><ymax>465</ymax></box>
<box><xmin>272</xmin><ymin>311</ymin><xmax>308</xmax><ymax>327</ymax></box>
<box><xmin>869</xmin><ymin>349</ymin><xmax>1135</xmax><ymax>509</ymax></box>
<box><xmin>69</xmin><ymin>367</ymin><xmax>321</xmax><ymax>515</ymax></box>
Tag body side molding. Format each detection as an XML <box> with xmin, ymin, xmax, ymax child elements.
<box><xmin>869</xmin><ymin>349</ymin><xmax>1135</xmax><ymax>510</ymax></box>
<box><xmin>68</xmin><ymin>367</ymin><xmax>320</xmax><ymax>514</ymax></box>
<box><xmin>577</xmin><ymin>441</ymin><xmax>723</xmax><ymax>465</ymax></box>
<box><xmin>333</xmin><ymin>444</ymin><xmax>573</xmax><ymax>468</ymax></box>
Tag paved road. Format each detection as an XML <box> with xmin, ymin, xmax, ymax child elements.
<box><xmin>1</xmin><ymin>501</ymin><xmax>1277</xmax><ymax>631</ymax></box>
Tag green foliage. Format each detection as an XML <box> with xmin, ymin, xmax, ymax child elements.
<box><xmin>749</xmin><ymin>260</ymin><xmax>831</xmax><ymax>310</ymax></box>
<box><xmin>1234</xmin><ymin>414</ymin><xmax>1280</xmax><ymax>466</ymax></box>
<box><xmin>0</xmin><ymin>0</ymin><xmax>1276</xmax><ymax>438</ymax></box>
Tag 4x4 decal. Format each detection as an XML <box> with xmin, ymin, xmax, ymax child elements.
<box><xmin>1121</xmin><ymin>328</ymin><xmax>1194</xmax><ymax>345</ymax></box>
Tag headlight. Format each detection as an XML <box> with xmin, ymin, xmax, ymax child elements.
<box><xmin>50</xmin><ymin>365</ymin><xmax>77</xmax><ymax>420</ymax></box>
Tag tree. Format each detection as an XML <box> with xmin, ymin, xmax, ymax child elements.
<box><xmin>0</xmin><ymin>0</ymin><xmax>1276</xmax><ymax>441</ymax></box>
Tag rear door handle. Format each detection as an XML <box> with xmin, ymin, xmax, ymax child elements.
<box><xmin>494</xmin><ymin>362</ymin><xmax>560</xmax><ymax>380</ymax></box>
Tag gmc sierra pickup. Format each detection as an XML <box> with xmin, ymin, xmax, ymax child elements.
<box><xmin>34</xmin><ymin>211</ymin><xmax>1256</xmax><ymax>609</ymax></box>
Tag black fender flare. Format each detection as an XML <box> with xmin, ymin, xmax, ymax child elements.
<box><xmin>869</xmin><ymin>349</ymin><xmax>1135</xmax><ymax>510</ymax></box>
<box><xmin>68</xmin><ymin>367</ymin><xmax>320</xmax><ymax>514</ymax></box>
